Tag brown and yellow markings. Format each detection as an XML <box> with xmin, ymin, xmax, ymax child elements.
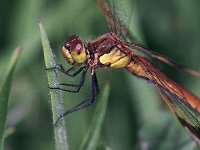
<box><xmin>99</xmin><ymin>47</ymin><xmax>130</xmax><ymax>68</ymax></box>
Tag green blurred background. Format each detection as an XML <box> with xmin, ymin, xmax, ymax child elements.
<box><xmin>0</xmin><ymin>0</ymin><xmax>200</xmax><ymax>149</ymax></box>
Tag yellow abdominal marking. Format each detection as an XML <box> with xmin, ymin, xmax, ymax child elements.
<box><xmin>99</xmin><ymin>49</ymin><xmax>130</xmax><ymax>68</ymax></box>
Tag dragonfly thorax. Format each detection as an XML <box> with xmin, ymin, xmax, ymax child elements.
<box><xmin>86</xmin><ymin>33</ymin><xmax>131</xmax><ymax>68</ymax></box>
<box><xmin>99</xmin><ymin>47</ymin><xmax>130</xmax><ymax>68</ymax></box>
<box><xmin>61</xmin><ymin>35</ymin><xmax>87</xmax><ymax>64</ymax></box>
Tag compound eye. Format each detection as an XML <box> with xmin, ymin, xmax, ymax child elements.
<box><xmin>64</xmin><ymin>43</ymin><xmax>70</xmax><ymax>51</ymax></box>
<box><xmin>61</xmin><ymin>45</ymin><xmax>74</xmax><ymax>64</ymax></box>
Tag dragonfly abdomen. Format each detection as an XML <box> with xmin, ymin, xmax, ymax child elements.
<box><xmin>126</xmin><ymin>56</ymin><xmax>200</xmax><ymax>111</ymax></box>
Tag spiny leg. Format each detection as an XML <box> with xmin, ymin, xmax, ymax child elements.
<box><xmin>46</xmin><ymin>64</ymin><xmax>84</xmax><ymax>77</ymax></box>
<box><xmin>49</xmin><ymin>68</ymin><xmax>88</xmax><ymax>93</ymax></box>
<box><xmin>52</xmin><ymin>70</ymin><xmax>99</xmax><ymax>126</ymax></box>
<box><xmin>52</xmin><ymin>69</ymin><xmax>88</xmax><ymax>92</ymax></box>
<box><xmin>93</xmin><ymin>71</ymin><xmax>99</xmax><ymax>95</ymax></box>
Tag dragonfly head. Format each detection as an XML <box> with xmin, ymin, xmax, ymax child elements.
<box><xmin>61</xmin><ymin>35</ymin><xmax>87</xmax><ymax>64</ymax></box>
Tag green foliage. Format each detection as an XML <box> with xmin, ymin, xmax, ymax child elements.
<box><xmin>0</xmin><ymin>48</ymin><xmax>21</xmax><ymax>150</ymax></box>
<box><xmin>0</xmin><ymin>0</ymin><xmax>200</xmax><ymax>149</ymax></box>
<box><xmin>39</xmin><ymin>22</ymin><xmax>68</xmax><ymax>150</ymax></box>
<box><xmin>79</xmin><ymin>83</ymin><xmax>110</xmax><ymax>150</ymax></box>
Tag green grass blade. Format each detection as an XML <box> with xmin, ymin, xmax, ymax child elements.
<box><xmin>38</xmin><ymin>21</ymin><xmax>68</xmax><ymax>150</ymax></box>
<box><xmin>0</xmin><ymin>48</ymin><xmax>22</xmax><ymax>150</ymax></box>
<box><xmin>79</xmin><ymin>83</ymin><xmax>110</xmax><ymax>150</ymax></box>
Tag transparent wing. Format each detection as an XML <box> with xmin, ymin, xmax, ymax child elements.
<box><xmin>130</xmin><ymin>55</ymin><xmax>200</xmax><ymax>144</ymax></box>
<box><xmin>96</xmin><ymin>0</ymin><xmax>136</xmax><ymax>40</ymax></box>
<box><xmin>98</xmin><ymin>0</ymin><xmax>200</xmax><ymax>143</ymax></box>
<box><xmin>158</xmin><ymin>86</ymin><xmax>200</xmax><ymax>144</ymax></box>
<box><xmin>98</xmin><ymin>0</ymin><xmax>200</xmax><ymax>79</ymax></box>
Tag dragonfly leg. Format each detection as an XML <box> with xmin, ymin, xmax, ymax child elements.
<box><xmin>52</xmin><ymin>70</ymin><xmax>99</xmax><ymax>126</ymax></box>
<box><xmin>46</xmin><ymin>64</ymin><xmax>84</xmax><ymax>77</ymax></box>
<box><xmin>49</xmin><ymin>68</ymin><xmax>88</xmax><ymax>93</ymax></box>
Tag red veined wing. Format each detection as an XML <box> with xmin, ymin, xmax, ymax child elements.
<box><xmin>97</xmin><ymin>0</ymin><xmax>200</xmax><ymax>144</ymax></box>
<box><xmin>96</xmin><ymin>0</ymin><xmax>134</xmax><ymax>39</ymax></box>
<box><xmin>126</xmin><ymin>55</ymin><xmax>200</xmax><ymax>144</ymax></box>
<box><xmin>97</xmin><ymin>0</ymin><xmax>200</xmax><ymax>78</ymax></box>
<box><xmin>158</xmin><ymin>87</ymin><xmax>200</xmax><ymax>144</ymax></box>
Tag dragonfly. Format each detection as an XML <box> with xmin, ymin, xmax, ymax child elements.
<box><xmin>48</xmin><ymin>0</ymin><xmax>200</xmax><ymax>144</ymax></box>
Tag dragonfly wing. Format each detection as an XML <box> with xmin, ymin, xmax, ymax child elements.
<box><xmin>157</xmin><ymin>85</ymin><xmax>200</xmax><ymax>145</ymax></box>
<box><xmin>139</xmin><ymin>56</ymin><xmax>200</xmax><ymax>144</ymax></box>
<box><xmin>96</xmin><ymin>0</ymin><xmax>135</xmax><ymax>40</ymax></box>
<box><xmin>128</xmin><ymin>43</ymin><xmax>200</xmax><ymax>78</ymax></box>
<box><xmin>126</xmin><ymin>55</ymin><xmax>200</xmax><ymax>145</ymax></box>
